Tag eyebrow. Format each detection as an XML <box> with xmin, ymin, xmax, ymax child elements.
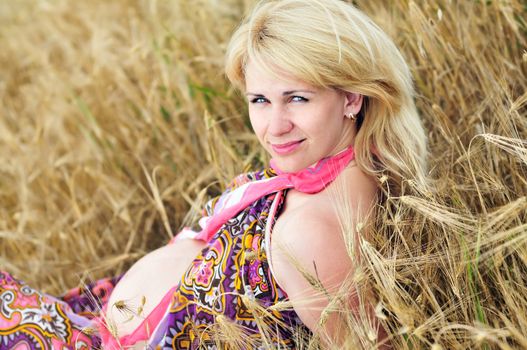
<box><xmin>245</xmin><ymin>90</ymin><xmax>316</xmax><ymax>96</ymax></box>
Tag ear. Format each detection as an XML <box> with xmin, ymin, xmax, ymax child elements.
<box><xmin>343</xmin><ymin>92</ymin><xmax>363</xmax><ymax>116</ymax></box>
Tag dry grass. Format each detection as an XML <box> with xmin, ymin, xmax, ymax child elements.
<box><xmin>0</xmin><ymin>0</ymin><xmax>526</xmax><ymax>349</ymax></box>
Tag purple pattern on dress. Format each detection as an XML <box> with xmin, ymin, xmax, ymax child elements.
<box><xmin>61</xmin><ymin>275</ymin><xmax>123</xmax><ymax>318</ymax></box>
<box><xmin>152</xmin><ymin>170</ymin><xmax>310</xmax><ymax>349</ymax></box>
<box><xmin>0</xmin><ymin>270</ymin><xmax>104</xmax><ymax>349</ymax></box>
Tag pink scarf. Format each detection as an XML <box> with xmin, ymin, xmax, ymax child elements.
<box><xmin>195</xmin><ymin>145</ymin><xmax>355</xmax><ymax>242</ymax></box>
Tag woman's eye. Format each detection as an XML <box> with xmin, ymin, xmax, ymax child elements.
<box><xmin>250</xmin><ymin>97</ymin><xmax>268</xmax><ymax>104</ymax></box>
<box><xmin>291</xmin><ymin>96</ymin><xmax>308</xmax><ymax>102</ymax></box>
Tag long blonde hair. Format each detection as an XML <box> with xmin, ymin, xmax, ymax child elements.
<box><xmin>225</xmin><ymin>0</ymin><xmax>428</xmax><ymax>194</ymax></box>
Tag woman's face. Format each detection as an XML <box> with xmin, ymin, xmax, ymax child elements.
<box><xmin>245</xmin><ymin>60</ymin><xmax>362</xmax><ymax>173</ymax></box>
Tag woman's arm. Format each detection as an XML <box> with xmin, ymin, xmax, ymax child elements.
<box><xmin>271</xmin><ymin>208</ymin><xmax>361</xmax><ymax>345</ymax></box>
<box><xmin>270</xmin><ymin>169</ymin><xmax>385</xmax><ymax>348</ymax></box>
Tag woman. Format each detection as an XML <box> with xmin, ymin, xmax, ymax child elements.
<box><xmin>0</xmin><ymin>0</ymin><xmax>426</xmax><ymax>349</ymax></box>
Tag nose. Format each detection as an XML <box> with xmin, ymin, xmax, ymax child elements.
<box><xmin>267</xmin><ymin>106</ymin><xmax>293</xmax><ymax>136</ymax></box>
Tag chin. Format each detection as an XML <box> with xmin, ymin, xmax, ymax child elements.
<box><xmin>271</xmin><ymin>157</ymin><xmax>308</xmax><ymax>173</ymax></box>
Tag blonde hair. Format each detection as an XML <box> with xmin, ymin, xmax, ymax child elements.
<box><xmin>225</xmin><ymin>0</ymin><xmax>428</xmax><ymax>194</ymax></box>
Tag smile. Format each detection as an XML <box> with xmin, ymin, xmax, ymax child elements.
<box><xmin>270</xmin><ymin>140</ymin><xmax>305</xmax><ymax>155</ymax></box>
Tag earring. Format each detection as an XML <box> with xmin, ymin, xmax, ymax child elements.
<box><xmin>346</xmin><ymin>112</ymin><xmax>357</xmax><ymax>121</ymax></box>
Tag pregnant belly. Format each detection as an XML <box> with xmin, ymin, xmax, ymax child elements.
<box><xmin>105</xmin><ymin>238</ymin><xmax>207</xmax><ymax>341</ymax></box>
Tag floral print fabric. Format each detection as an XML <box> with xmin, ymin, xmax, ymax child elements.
<box><xmin>138</xmin><ymin>169</ymin><xmax>310</xmax><ymax>349</ymax></box>
<box><xmin>0</xmin><ymin>271</ymin><xmax>119</xmax><ymax>349</ymax></box>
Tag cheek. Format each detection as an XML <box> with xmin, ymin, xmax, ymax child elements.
<box><xmin>322</xmin><ymin>104</ymin><xmax>346</xmax><ymax>128</ymax></box>
<box><xmin>248</xmin><ymin>113</ymin><xmax>266</xmax><ymax>139</ymax></box>
<box><xmin>302</xmin><ymin>106</ymin><xmax>340</xmax><ymax>132</ymax></box>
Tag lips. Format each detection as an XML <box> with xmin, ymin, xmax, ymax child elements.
<box><xmin>270</xmin><ymin>139</ymin><xmax>305</xmax><ymax>155</ymax></box>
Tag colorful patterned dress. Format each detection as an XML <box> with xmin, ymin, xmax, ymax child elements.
<box><xmin>0</xmin><ymin>170</ymin><xmax>310</xmax><ymax>350</ymax></box>
<box><xmin>0</xmin><ymin>272</ymin><xmax>118</xmax><ymax>349</ymax></box>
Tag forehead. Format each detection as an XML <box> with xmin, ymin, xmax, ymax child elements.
<box><xmin>244</xmin><ymin>60</ymin><xmax>316</xmax><ymax>94</ymax></box>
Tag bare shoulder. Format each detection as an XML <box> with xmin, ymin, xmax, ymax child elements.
<box><xmin>271</xmin><ymin>165</ymin><xmax>378</xmax><ymax>288</ymax></box>
<box><xmin>271</xmin><ymin>201</ymin><xmax>349</xmax><ymax>290</ymax></box>
<box><xmin>270</xmin><ymin>164</ymin><xmax>378</xmax><ymax>334</ymax></box>
<box><xmin>270</xmin><ymin>206</ymin><xmax>347</xmax><ymax>339</ymax></box>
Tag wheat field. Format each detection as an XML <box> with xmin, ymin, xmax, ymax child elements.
<box><xmin>1</xmin><ymin>0</ymin><xmax>526</xmax><ymax>349</ymax></box>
